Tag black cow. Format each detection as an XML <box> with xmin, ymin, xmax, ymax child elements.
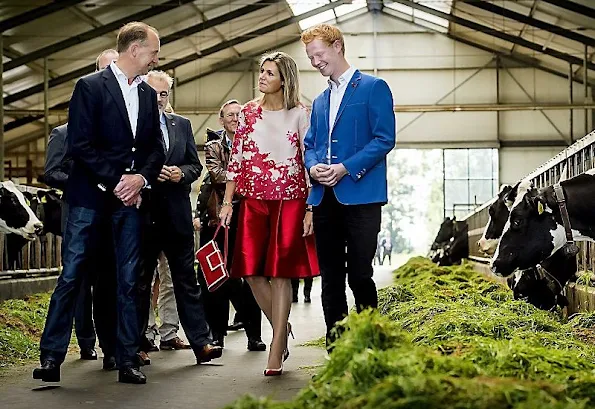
<box><xmin>492</xmin><ymin>170</ymin><xmax>595</xmax><ymax>277</ymax></box>
<box><xmin>477</xmin><ymin>184</ymin><xmax>517</xmax><ymax>255</ymax></box>
<box><xmin>434</xmin><ymin>221</ymin><xmax>469</xmax><ymax>266</ymax></box>
<box><xmin>507</xmin><ymin>248</ymin><xmax>576</xmax><ymax>311</ymax></box>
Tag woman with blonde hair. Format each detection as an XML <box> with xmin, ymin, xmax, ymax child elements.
<box><xmin>219</xmin><ymin>51</ymin><xmax>318</xmax><ymax>376</ymax></box>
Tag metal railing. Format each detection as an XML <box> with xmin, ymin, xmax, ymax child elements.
<box><xmin>0</xmin><ymin>184</ymin><xmax>62</xmax><ymax>279</ymax></box>
<box><xmin>463</xmin><ymin>129</ymin><xmax>595</xmax><ymax>272</ymax></box>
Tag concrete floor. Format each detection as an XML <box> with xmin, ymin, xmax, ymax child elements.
<box><xmin>0</xmin><ymin>260</ymin><xmax>404</xmax><ymax>409</ymax></box>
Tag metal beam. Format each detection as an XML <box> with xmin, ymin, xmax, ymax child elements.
<box><xmin>176</xmin><ymin>36</ymin><xmax>300</xmax><ymax>87</ymax></box>
<box><xmin>3</xmin><ymin>0</ymin><xmax>282</xmax><ymax>105</ymax></box>
<box><xmin>2</xmin><ymin>0</ymin><xmax>197</xmax><ymax>72</ymax></box>
<box><xmin>0</xmin><ymin>0</ymin><xmax>85</xmax><ymax>32</ymax></box>
<box><xmin>391</xmin><ymin>0</ymin><xmax>595</xmax><ymax>71</ymax></box>
<box><xmin>541</xmin><ymin>0</ymin><xmax>595</xmax><ymax>19</ymax></box>
<box><xmin>13</xmin><ymin>102</ymin><xmax>595</xmax><ymax>116</ymax></box>
<box><xmin>158</xmin><ymin>0</ymin><xmax>350</xmax><ymax>72</ymax></box>
<box><xmin>3</xmin><ymin>101</ymin><xmax>69</xmax><ymax>133</ymax></box>
<box><xmin>462</xmin><ymin>0</ymin><xmax>595</xmax><ymax>47</ymax></box>
<box><xmin>8</xmin><ymin>101</ymin><xmax>595</xmax><ymax>151</ymax></box>
<box><xmin>380</xmin><ymin>9</ymin><xmax>595</xmax><ymax>87</ymax></box>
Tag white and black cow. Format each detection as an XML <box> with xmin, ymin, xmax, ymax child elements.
<box><xmin>0</xmin><ymin>181</ymin><xmax>43</xmax><ymax>240</ymax></box>
<box><xmin>5</xmin><ymin>189</ymin><xmax>62</xmax><ymax>269</ymax></box>
<box><xmin>491</xmin><ymin>169</ymin><xmax>595</xmax><ymax>277</ymax></box>
<box><xmin>477</xmin><ymin>183</ymin><xmax>517</xmax><ymax>255</ymax></box>
<box><xmin>507</xmin><ymin>248</ymin><xmax>576</xmax><ymax>311</ymax></box>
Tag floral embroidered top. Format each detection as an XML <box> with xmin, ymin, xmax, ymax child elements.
<box><xmin>227</xmin><ymin>100</ymin><xmax>311</xmax><ymax>200</ymax></box>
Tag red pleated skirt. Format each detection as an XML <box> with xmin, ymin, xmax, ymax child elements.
<box><xmin>231</xmin><ymin>198</ymin><xmax>320</xmax><ymax>279</ymax></box>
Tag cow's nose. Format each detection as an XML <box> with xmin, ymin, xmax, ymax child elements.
<box><xmin>34</xmin><ymin>222</ymin><xmax>44</xmax><ymax>235</ymax></box>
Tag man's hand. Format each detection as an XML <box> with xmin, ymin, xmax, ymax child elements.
<box><xmin>310</xmin><ymin>163</ymin><xmax>348</xmax><ymax>187</ymax></box>
<box><xmin>158</xmin><ymin>166</ymin><xmax>172</xmax><ymax>182</ymax></box>
<box><xmin>192</xmin><ymin>218</ymin><xmax>202</xmax><ymax>232</ymax></box>
<box><xmin>168</xmin><ymin>166</ymin><xmax>183</xmax><ymax>183</ymax></box>
<box><xmin>114</xmin><ymin>174</ymin><xmax>144</xmax><ymax>204</ymax></box>
<box><xmin>310</xmin><ymin>163</ymin><xmax>331</xmax><ymax>182</ymax></box>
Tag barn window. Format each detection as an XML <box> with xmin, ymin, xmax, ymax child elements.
<box><xmin>443</xmin><ymin>148</ymin><xmax>498</xmax><ymax>219</ymax></box>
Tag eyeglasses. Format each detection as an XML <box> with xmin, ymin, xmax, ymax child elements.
<box><xmin>225</xmin><ymin>113</ymin><xmax>239</xmax><ymax>119</ymax></box>
<box><xmin>158</xmin><ymin>91</ymin><xmax>169</xmax><ymax>98</ymax></box>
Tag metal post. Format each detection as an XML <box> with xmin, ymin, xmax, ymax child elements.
<box><xmin>496</xmin><ymin>56</ymin><xmax>500</xmax><ymax>145</ymax></box>
<box><xmin>569</xmin><ymin>63</ymin><xmax>574</xmax><ymax>144</ymax></box>
<box><xmin>172</xmin><ymin>68</ymin><xmax>176</xmax><ymax>110</ymax></box>
<box><xmin>585</xmin><ymin>45</ymin><xmax>589</xmax><ymax>135</ymax></box>
<box><xmin>442</xmin><ymin>149</ymin><xmax>446</xmax><ymax>218</ymax></box>
<box><xmin>44</xmin><ymin>57</ymin><xmax>49</xmax><ymax>148</ymax></box>
<box><xmin>0</xmin><ymin>34</ymin><xmax>4</xmax><ymax>180</ymax></box>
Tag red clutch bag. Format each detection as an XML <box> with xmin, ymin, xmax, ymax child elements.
<box><xmin>196</xmin><ymin>224</ymin><xmax>229</xmax><ymax>292</ymax></box>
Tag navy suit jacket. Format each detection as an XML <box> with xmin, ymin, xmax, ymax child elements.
<box><xmin>43</xmin><ymin>124</ymin><xmax>71</xmax><ymax>191</ymax></box>
<box><xmin>304</xmin><ymin>70</ymin><xmax>396</xmax><ymax>206</ymax></box>
<box><xmin>66</xmin><ymin>67</ymin><xmax>165</xmax><ymax>210</ymax></box>
<box><xmin>149</xmin><ymin>113</ymin><xmax>202</xmax><ymax>236</ymax></box>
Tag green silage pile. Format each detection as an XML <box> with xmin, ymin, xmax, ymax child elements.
<box><xmin>225</xmin><ymin>257</ymin><xmax>595</xmax><ymax>409</ymax></box>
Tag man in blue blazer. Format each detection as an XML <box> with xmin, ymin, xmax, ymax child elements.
<box><xmin>301</xmin><ymin>24</ymin><xmax>396</xmax><ymax>349</ymax></box>
<box><xmin>35</xmin><ymin>22</ymin><xmax>165</xmax><ymax>385</ymax></box>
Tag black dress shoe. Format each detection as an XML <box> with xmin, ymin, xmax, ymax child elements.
<box><xmin>102</xmin><ymin>356</ymin><xmax>117</xmax><ymax>371</ymax></box>
<box><xmin>118</xmin><ymin>367</ymin><xmax>146</xmax><ymax>384</ymax></box>
<box><xmin>80</xmin><ymin>348</ymin><xmax>98</xmax><ymax>360</ymax></box>
<box><xmin>212</xmin><ymin>333</ymin><xmax>225</xmax><ymax>348</ymax></box>
<box><xmin>247</xmin><ymin>338</ymin><xmax>266</xmax><ymax>351</ymax></box>
<box><xmin>196</xmin><ymin>344</ymin><xmax>223</xmax><ymax>363</ymax></box>
<box><xmin>304</xmin><ymin>295</ymin><xmax>311</xmax><ymax>303</ymax></box>
<box><xmin>227</xmin><ymin>321</ymin><xmax>244</xmax><ymax>331</ymax></box>
<box><xmin>33</xmin><ymin>360</ymin><xmax>60</xmax><ymax>382</ymax></box>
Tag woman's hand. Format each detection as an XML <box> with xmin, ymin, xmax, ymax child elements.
<box><xmin>219</xmin><ymin>204</ymin><xmax>233</xmax><ymax>226</ymax></box>
<box><xmin>303</xmin><ymin>210</ymin><xmax>314</xmax><ymax>237</ymax></box>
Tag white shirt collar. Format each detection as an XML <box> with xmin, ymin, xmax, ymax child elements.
<box><xmin>328</xmin><ymin>65</ymin><xmax>356</xmax><ymax>89</ymax></box>
<box><xmin>110</xmin><ymin>61</ymin><xmax>144</xmax><ymax>86</ymax></box>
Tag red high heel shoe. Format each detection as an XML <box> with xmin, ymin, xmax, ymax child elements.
<box><xmin>264</xmin><ymin>364</ymin><xmax>283</xmax><ymax>376</ymax></box>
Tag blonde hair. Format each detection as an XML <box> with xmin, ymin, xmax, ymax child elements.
<box><xmin>301</xmin><ymin>24</ymin><xmax>345</xmax><ymax>54</ymax></box>
<box><xmin>259</xmin><ymin>51</ymin><xmax>300</xmax><ymax>111</ymax></box>
<box><xmin>147</xmin><ymin>70</ymin><xmax>173</xmax><ymax>88</ymax></box>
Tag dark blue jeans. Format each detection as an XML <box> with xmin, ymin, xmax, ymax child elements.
<box><xmin>40</xmin><ymin>205</ymin><xmax>142</xmax><ymax>367</ymax></box>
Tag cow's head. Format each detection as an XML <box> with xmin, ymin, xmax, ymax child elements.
<box><xmin>0</xmin><ymin>181</ymin><xmax>43</xmax><ymax>240</ymax></box>
<box><xmin>506</xmin><ymin>268</ymin><xmax>566</xmax><ymax>311</ymax></box>
<box><xmin>477</xmin><ymin>184</ymin><xmax>515</xmax><ymax>254</ymax></box>
<box><xmin>37</xmin><ymin>190</ymin><xmax>63</xmax><ymax>236</ymax></box>
<box><xmin>432</xmin><ymin>217</ymin><xmax>457</xmax><ymax>249</ymax></box>
<box><xmin>491</xmin><ymin>179</ymin><xmax>562</xmax><ymax>277</ymax></box>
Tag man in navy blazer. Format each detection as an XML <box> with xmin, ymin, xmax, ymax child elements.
<box><xmin>301</xmin><ymin>24</ymin><xmax>396</xmax><ymax>349</ymax></box>
<box><xmin>35</xmin><ymin>22</ymin><xmax>165</xmax><ymax>385</ymax></box>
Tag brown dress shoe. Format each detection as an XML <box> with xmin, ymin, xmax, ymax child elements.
<box><xmin>137</xmin><ymin>351</ymin><xmax>151</xmax><ymax>366</ymax></box>
<box><xmin>196</xmin><ymin>344</ymin><xmax>223</xmax><ymax>363</ymax></box>
<box><xmin>160</xmin><ymin>337</ymin><xmax>191</xmax><ymax>350</ymax></box>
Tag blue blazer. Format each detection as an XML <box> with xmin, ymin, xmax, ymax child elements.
<box><xmin>304</xmin><ymin>70</ymin><xmax>396</xmax><ymax>206</ymax></box>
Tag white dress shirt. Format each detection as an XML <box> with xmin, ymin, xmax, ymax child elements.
<box><xmin>110</xmin><ymin>61</ymin><xmax>143</xmax><ymax>138</ymax></box>
<box><xmin>327</xmin><ymin>65</ymin><xmax>356</xmax><ymax>163</ymax></box>
<box><xmin>160</xmin><ymin>113</ymin><xmax>169</xmax><ymax>152</ymax></box>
